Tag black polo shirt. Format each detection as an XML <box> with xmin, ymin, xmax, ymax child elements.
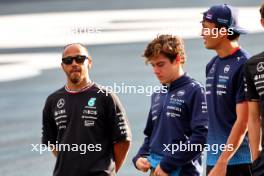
<box><xmin>42</xmin><ymin>83</ymin><xmax>131</xmax><ymax>176</ymax></box>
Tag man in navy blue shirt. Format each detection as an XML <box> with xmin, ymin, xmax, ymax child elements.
<box><xmin>132</xmin><ymin>35</ymin><xmax>208</xmax><ymax>176</ymax></box>
<box><xmin>201</xmin><ymin>4</ymin><xmax>252</xmax><ymax>176</ymax></box>
<box><xmin>244</xmin><ymin>3</ymin><xmax>264</xmax><ymax>176</ymax></box>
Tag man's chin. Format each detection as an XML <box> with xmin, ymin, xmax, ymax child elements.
<box><xmin>70</xmin><ymin>77</ymin><xmax>81</xmax><ymax>84</ymax></box>
<box><xmin>159</xmin><ymin>79</ymin><xmax>167</xmax><ymax>84</ymax></box>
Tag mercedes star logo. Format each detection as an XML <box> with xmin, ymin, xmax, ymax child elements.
<box><xmin>257</xmin><ymin>62</ymin><xmax>264</xmax><ymax>72</ymax></box>
<box><xmin>57</xmin><ymin>98</ymin><xmax>65</xmax><ymax>108</ymax></box>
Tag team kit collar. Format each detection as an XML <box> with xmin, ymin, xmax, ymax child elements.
<box><xmin>65</xmin><ymin>81</ymin><xmax>94</xmax><ymax>94</ymax></box>
<box><xmin>164</xmin><ymin>73</ymin><xmax>192</xmax><ymax>91</ymax></box>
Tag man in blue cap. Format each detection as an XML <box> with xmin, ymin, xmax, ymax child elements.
<box><xmin>201</xmin><ymin>4</ymin><xmax>252</xmax><ymax>176</ymax></box>
<box><xmin>244</xmin><ymin>3</ymin><xmax>264</xmax><ymax>176</ymax></box>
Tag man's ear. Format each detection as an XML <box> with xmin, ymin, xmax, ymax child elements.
<box><xmin>174</xmin><ymin>55</ymin><xmax>181</xmax><ymax>65</ymax></box>
<box><xmin>88</xmin><ymin>59</ymin><xmax>92</xmax><ymax>70</ymax></box>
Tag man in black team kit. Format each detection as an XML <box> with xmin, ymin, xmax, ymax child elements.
<box><xmin>244</xmin><ymin>3</ymin><xmax>264</xmax><ymax>176</ymax></box>
<box><xmin>42</xmin><ymin>43</ymin><xmax>132</xmax><ymax>176</ymax></box>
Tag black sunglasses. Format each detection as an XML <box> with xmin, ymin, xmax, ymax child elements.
<box><xmin>62</xmin><ymin>55</ymin><xmax>88</xmax><ymax>65</ymax></box>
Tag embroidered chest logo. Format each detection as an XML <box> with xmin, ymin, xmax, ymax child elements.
<box><xmin>224</xmin><ymin>65</ymin><xmax>230</xmax><ymax>74</ymax></box>
<box><xmin>176</xmin><ymin>90</ymin><xmax>185</xmax><ymax>96</ymax></box>
<box><xmin>57</xmin><ymin>98</ymin><xmax>65</xmax><ymax>109</ymax></box>
<box><xmin>210</xmin><ymin>64</ymin><xmax>216</xmax><ymax>74</ymax></box>
<box><xmin>257</xmin><ymin>62</ymin><xmax>264</xmax><ymax>72</ymax></box>
<box><xmin>88</xmin><ymin>98</ymin><xmax>96</xmax><ymax>107</ymax></box>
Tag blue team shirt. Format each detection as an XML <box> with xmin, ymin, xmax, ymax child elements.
<box><xmin>205</xmin><ymin>48</ymin><xmax>251</xmax><ymax>165</ymax></box>
<box><xmin>133</xmin><ymin>74</ymin><xmax>208</xmax><ymax>175</ymax></box>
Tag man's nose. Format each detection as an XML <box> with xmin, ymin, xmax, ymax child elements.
<box><xmin>153</xmin><ymin>67</ymin><xmax>160</xmax><ymax>75</ymax></box>
<box><xmin>71</xmin><ymin>59</ymin><xmax>79</xmax><ymax>65</ymax></box>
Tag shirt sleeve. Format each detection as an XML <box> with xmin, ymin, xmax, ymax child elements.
<box><xmin>106</xmin><ymin>92</ymin><xmax>132</xmax><ymax>144</ymax></box>
<box><xmin>234</xmin><ymin>64</ymin><xmax>247</xmax><ymax>103</ymax></box>
<box><xmin>244</xmin><ymin>63</ymin><xmax>260</xmax><ymax>101</ymax></box>
<box><xmin>42</xmin><ymin>97</ymin><xmax>57</xmax><ymax>145</ymax></box>
<box><xmin>159</xmin><ymin>86</ymin><xmax>209</xmax><ymax>173</ymax></box>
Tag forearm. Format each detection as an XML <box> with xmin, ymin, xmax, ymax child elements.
<box><xmin>114</xmin><ymin>140</ymin><xmax>131</xmax><ymax>172</ymax></box>
<box><xmin>248</xmin><ymin>101</ymin><xmax>262</xmax><ymax>160</ymax></box>
<box><xmin>217</xmin><ymin>120</ymin><xmax>248</xmax><ymax>163</ymax></box>
<box><xmin>217</xmin><ymin>102</ymin><xmax>248</xmax><ymax>164</ymax></box>
<box><xmin>248</xmin><ymin>116</ymin><xmax>262</xmax><ymax>160</ymax></box>
<box><xmin>52</xmin><ymin>149</ymin><xmax>58</xmax><ymax>157</ymax></box>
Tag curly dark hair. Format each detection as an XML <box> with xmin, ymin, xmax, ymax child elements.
<box><xmin>143</xmin><ymin>34</ymin><xmax>186</xmax><ymax>64</ymax></box>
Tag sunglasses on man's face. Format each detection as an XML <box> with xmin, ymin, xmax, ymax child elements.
<box><xmin>62</xmin><ymin>55</ymin><xmax>88</xmax><ymax>65</ymax></box>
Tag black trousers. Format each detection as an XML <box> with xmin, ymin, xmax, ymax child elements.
<box><xmin>206</xmin><ymin>164</ymin><xmax>252</xmax><ymax>176</ymax></box>
<box><xmin>252</xmin><ymin>150</ymin><xmax>264</xmax><ymax>176</ymax></box>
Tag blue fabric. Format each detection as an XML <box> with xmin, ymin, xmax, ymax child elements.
<box><xmin>148</xmin><ymin>153</ymin><xmax>181</xmax><ymax>176</ymax></box>
<box><xmin>133</xmin><ymin>74</ymin><xmax>208</xmax><ymax>174</ymax></box>
<box><xmin>205</xmin><ymin>48</ymin><xmax>252</xmax><ymax>165</ymax></box>
<box><xmin>203</xmin><ymin>4</ymin><xmax>247</xmax><ymax>34</ymax></box>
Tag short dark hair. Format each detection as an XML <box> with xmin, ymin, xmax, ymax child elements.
<box><xmin>143</xmin><ymin>34</ymin><xmax>186</xmax><ymax>64</ymax></box>
<box><xmin>214</xmin><ymin>24</ymin><xmax>240</xmax><ymax>41</ymax></box>
<box><xmin>260</xmin><ymin>3</ymin><xmax>264</xmax><ymax>18</ymax></box>
<box><xmin>62</xmin><ymin>43</ymin><xmax>90</xmax><ymax>58</ymax></box>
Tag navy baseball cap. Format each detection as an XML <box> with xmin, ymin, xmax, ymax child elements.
<box><xmin>202</xmin><ymin>4</ymin><xmax>247</xmax><ymax>34</ymax></box>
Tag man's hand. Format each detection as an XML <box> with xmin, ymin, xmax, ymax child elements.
<box><xmin>135</xmin><ymin>157</ymin><xmax>151</xmax><ymax>172</ymax></box>
<box><xmin>154</xmin><ymin>165</ymin><xmax>168</xmax><ymax>176</ymax></box>
<box><xmin>208</xmin><ymin>162</ymin><xmax>227</xmax><ymax>176</ymax></box>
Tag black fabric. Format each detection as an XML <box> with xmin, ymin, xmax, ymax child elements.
<box><xmin>252</xmin><ymin>150</ymin><xmax>264</xmax><ymax>176</ymax></box>
<box><xmin>206</xmin><ymin>164</ymin><xmax>252</xmax><ymax>176</ymax></box>
<box><xmin>42</xmin><ymin>83</ymin><xmax>131</xmax><ymax>176</ymax></box>
<box><xmin>244</xmin><ymin>52</ymin><xmax>264</xmax><ymax>148</ymax></box>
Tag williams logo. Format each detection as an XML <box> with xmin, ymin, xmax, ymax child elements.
<box><xmin>88</xmin><ymin>98</ymin><xmax>96</xmax><ymax>107</ymax></box>
<box><xmin>224</xmin><ymin>65</ymin><xmax>230</xmax><ymax>73</ymax></box>
<box><xmin>177</xmin><ymin>90</ymin><xmax>185</xmax><ymax>96</ymax></box>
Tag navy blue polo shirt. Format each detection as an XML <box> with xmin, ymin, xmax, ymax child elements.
<box><xmin>205</xmin><ymin>48</ymin><xmax>251</xmax><ymax>165</ymax></box>
<box><xmin>133</xmin><ymin>74</ymin><xmax>208</xmax><ymax>175</ymax></box>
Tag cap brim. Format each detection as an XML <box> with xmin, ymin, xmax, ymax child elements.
<box><xmin>230</xmin><ymin>26</ymin><xmax>248</xmax><ymax>34</ymax></box>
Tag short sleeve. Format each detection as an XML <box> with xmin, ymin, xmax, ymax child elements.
<box><xmin>235</xmin><ymin>65</ymin><xmax>247</xmax><ymax>103</ymax></box>
<box><xmin>244</xmin><ymin>63</ymin><xmax>260</xmax><ymax>101</ymax></box>
<box><xmin>42</xmin><ymin>97</ymin><xmax>57</xmax><ymax>145</ymax></box>
<box><xmin>106</xmin><ymin>93</ymin><xmax>132</xmax><ymax>143</ymax></box>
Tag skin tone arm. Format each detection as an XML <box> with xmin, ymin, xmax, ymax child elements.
<box><xmin>208</xmin><ymin>101</ymin><xmax>249</xmax><ymax>176</ymax></box>
<box><xmin>52</xmin><ymin>150</ymin><xmax>58</xmax><ymax>157</ymax></box>
<box><xmin>50</xmin><ymin>144</ymin><xmax>58</xmax><ymax>157</ymax></box>
<box><xmin>248</xmin><ymin>101</ymin><xmax>262</xmax><ymax>161</ymax></box>
<box><xmin>114</xmin><ymin>140</ymin><xmax>131</xmax><ymax>172</ymax></box>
